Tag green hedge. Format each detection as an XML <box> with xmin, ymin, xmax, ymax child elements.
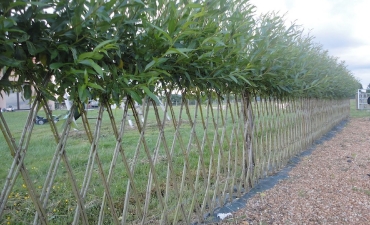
<box><xmin>0</xmin><ymin>0</ymin><xmax>360</xmax><ymax>103</ymax></box>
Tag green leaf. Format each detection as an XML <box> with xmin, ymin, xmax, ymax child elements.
<box><xmin>78</xmin><ymin>84</ymin><xmax>88</xmax><ymax>102</ymax></box>
<box><xmin>18</xmin><ymin>34</ymin><xmax>30</xmax><ymax>42</ymax></box>
<box><xmin>202</xmin><ymin>37</ymin><xmax>226</xmax><ymax>46</ymax></box>
<box><xmin>93</xmin><ymin>40</ymin><xmax>117</xmax><ymax>53</ymax></box>
<box><xmin>57</xmin><ymin>44</ymin><xmax>69</xmax><ymax>52</ymax></box>
<box><xmin>144</xmin><ymin>58</ymin><xmax>168</xmax><ymax>71</ymax></box>
<box><xmin>50</xmin><ymin>50</ymin><xmax>58</xmax><ymax>60</ymax></box>
<box><xmin>26</xmin><ymin>41</ymin><xmax>37</xmax><ymax>55</ymax></box>
<box><xmin>50</xmin><ymin>63</ymin><xmax>65</xmax><ymax>70</ymax></box>
<box><xmin>152</xmin><ymin>69</ymin><xmax>171</xmax><ymax>77</ymax></box>
<box><xmin>141</xmin><ymin>86</ymin><xmax>159</xmax><ymax>104</ymax></box>
<box><xmin>134</xmin><ymin>0</ymin><xmax>145</xmax><ymax>5</ymax></box>
<box><xmin>40</xmin><ymin>89</ymin><xmax>56</xmax><ymax>101</ymax></box>
<box><xmin>9</xmin><ymin>1</ymin><xmax>27</xmax><ymax>8</ymax></box>
<box><xmin>168</xmin><ymin>19</ymin><xmax>177</xmax><ymax>35</ymax></box>
<box><xmin>78</xmin><ymin>52</ymin><xmax>104</xmax><ymax>60</ymax></box>
<box><xmin>198</xmin><ymin>52</ymin><xmax>213</xmax><ymax>60</ymax></box>
<box><xmin>144</xmin><ymin>60</ymin><xmax>155</xmax><ymax>71</ymax></box>
<box><xmin>72</xmin><ymin>13</ymin><xmax>82</xmax><ymax>36</ymax></box>
<box><xmin>149</xmin><ymin>24</ymin><xmax>173</xmax><ymax>44</ymax></box>
<box><xmin>184</xmin><ymin>72</ymin><xmax>192</xmax><ymax>84</ymax></box>
<box><xmin>104</xmin><ymin>0</ymin><xmax>116</xmax><ymax>9</ymax></box>
<box><xmin>79</xmin><ymin>59</ymin><xmax>103</xmax><ymax>75</ymax></box>
<box><xmin>229</xmin><ymin>75</ymin><xmax>238</xmax><ymax>83</ymax></box>
<box><xmin>311</xmin><ymin>79</ymin><xmax>320</xmax><ymax>86</ymax></box>
<box><xmin>164</xmin><ymin>48</ymin><xmax>194</xmax><ymax>58</ymax></box>
<box><xmin>0</xmin><ymin>55</ymin><xmax>23</xmax><ymax>67</ymax></box>
<box><xmin>70</xmin><ymin>47</ymin><xmax>78</xmax><ymax>62</ymax></box>
<box><xmin>235</xmin><ymin>74</ymin><xmax>253</xmax><ymax>86</ymax></box>
<box><xmin>141</xmin><ymin>71</ymin><xmax>160</xmax><ymax>78</ymax></box>
<box><xmin>128</xmin><ymin>90</ymin><xmax>142</xmax><ymax>104</ymax></box>
<box><xmin>193</xmin><ymin>10</ymin><xmax>206</xmax><ymax>19</ymax></box>
<box><xmin>188</xmin><ymin>3</ymin><xmax>202</xmax><ymax>8</ymax></box>
<box><xmin>84</xmin><ymin>69</ymin><xmax>88</xmax><ymax>84</ymax></box>
<box><xmin>23</xmin><ymin>84</ymin><xmax>32</xmax><ymax>99</ymax></box>
<box><xmin>181</xmin><ymin>21</ymin><xmax>195</xmax><ymax>30</ymax></box>
<box><xmin>87</xmin><ymin>82</ymin><xmax>105</xmax><ymax>91</ymax></box>
<box><xmin>28</xmin><ymin>1</ymin><xmax>50</xmax><ymax>7</ymax></box>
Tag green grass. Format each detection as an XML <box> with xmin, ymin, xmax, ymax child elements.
<box><xmin>350</xmin><ymin>99</ymin><xmax>370</xmax><ymax>118</ymax></box>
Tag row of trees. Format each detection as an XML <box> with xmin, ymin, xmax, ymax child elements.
<box><xmin>0</xmin><ymin>0</ymin><xmax>360</xmax><ymax>105</ymax></box>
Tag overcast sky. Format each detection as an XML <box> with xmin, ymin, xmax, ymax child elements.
<box><xmin>249</xmin><ymin>0</ymin><xmax>370</xmax><ymax>89</ymax></box>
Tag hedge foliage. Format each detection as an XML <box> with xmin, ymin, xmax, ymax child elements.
<box><xmin>0</xmin><ymin>0</ymin><xmax>360</xmax><ymax>103</ymax></box>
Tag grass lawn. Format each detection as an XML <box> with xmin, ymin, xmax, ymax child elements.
<box><xmin>350</xmin><ymin>99</ymin><xmax>370</xmax><ymax>118</ymax></box>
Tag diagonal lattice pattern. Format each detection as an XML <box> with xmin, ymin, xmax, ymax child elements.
<box><xmin>0</xmin><ymin>92</ymin><xmax>349</xmax><ymax>224</ymax></box>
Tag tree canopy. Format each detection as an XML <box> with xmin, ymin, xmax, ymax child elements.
<box><xmin>0</xmin><ymin>0</ymin><xmax>360</xmax><ymax>104</ymax></box>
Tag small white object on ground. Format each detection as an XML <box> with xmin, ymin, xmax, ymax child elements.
<box><xmin>217</xmin><ymin>212</ymin><xmax>232</xmax><ymax>220</ymax></box>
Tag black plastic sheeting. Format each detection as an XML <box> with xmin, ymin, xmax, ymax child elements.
<box><xmin>197</xmin><ymin>119</ymin><xmax>349</xmax><ymax>224</ymax></box>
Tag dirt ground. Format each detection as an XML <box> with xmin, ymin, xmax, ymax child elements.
<box><xmin>220</xmin><ymin>118</ymin><xmax>370</xmax><ymax>224</ymax></box>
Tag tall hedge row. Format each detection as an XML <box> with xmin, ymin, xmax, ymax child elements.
<box><xmin>0</xmin><ymin>0</ymin><xmax>360</xmax><ymax>104</ymax></box>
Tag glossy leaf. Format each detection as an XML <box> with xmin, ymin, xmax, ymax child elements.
<box><xmin>78</xmin><ymin>59</ymin><xmax>104</xmax><ymax>75</ymax></box>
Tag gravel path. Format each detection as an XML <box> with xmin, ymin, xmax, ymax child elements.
<box><xmin>221</xmin><ymin>118</ymin><xmax>370</xmax><ymax>224</ymax></box>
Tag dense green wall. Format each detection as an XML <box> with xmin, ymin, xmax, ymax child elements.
<box><xmin>0</xmin><ymin>0</ymin><xmax>360</xmax><ymax>103</ymax></box>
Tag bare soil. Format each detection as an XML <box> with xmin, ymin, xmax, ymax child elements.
<box><xmin>221</xmin><ymin>118</ymin><xmax>370</xmax><ymax>224</ymax></box>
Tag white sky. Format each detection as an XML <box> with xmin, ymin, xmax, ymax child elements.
<box><xmin>249</xmin><ymin>0</ymin><xmax>370</xmax><ymax>89</ymax></box>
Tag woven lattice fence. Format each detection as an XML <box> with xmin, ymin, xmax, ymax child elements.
<box><xmin>0</xmin><ymin>91</ymin><xmax>349</xmax><ymax>224</ymax></box>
